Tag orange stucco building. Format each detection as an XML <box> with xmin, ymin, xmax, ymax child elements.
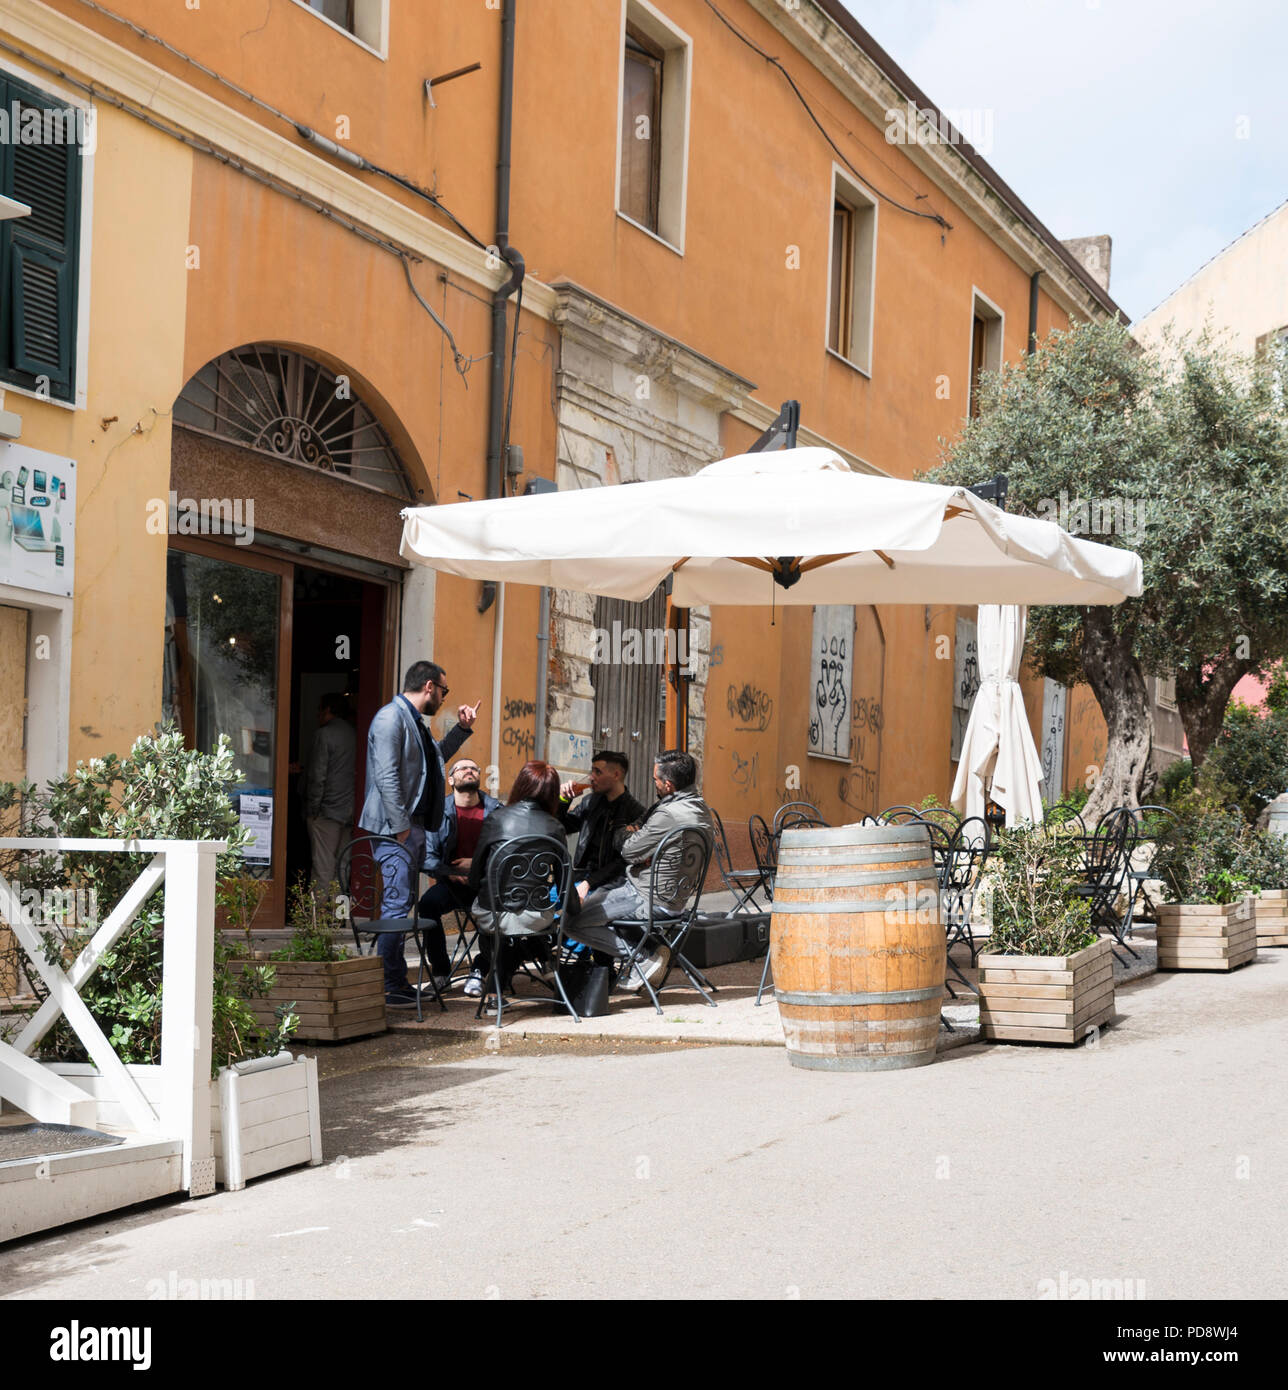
<box><xmin>0</xmin><ymin>0</ymin><xmax>1121</xmax><ymax>920</ymax></box>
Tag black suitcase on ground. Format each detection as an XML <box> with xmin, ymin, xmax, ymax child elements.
<box><xmin>681</xmin><ymin>912</ymin><xmax>771</xmax><ymax>968</ymax></box>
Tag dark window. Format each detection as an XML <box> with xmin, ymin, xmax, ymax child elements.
<box><xmin>970</xmin><ymin>314</ymin><xmax>988</xmax><ymax>417</ymax></box>
<box><xmin>620</xmin><ymin>26</ymin><xmax>663</xmax><ymax>232</ymax></box>
<box><xmin>0</xmin><ymin>75</ymin><xmax>82</xmax><ymax>403</ymax></box>
<box><xmin>307</xmin><ymin>0</ymin><xmax>356</xmax><ymax>34</ymax></box>
<box><xmin>829</xmin><ymin>200</ymin><xmax>854</xmax><ymax>357</ymax></box>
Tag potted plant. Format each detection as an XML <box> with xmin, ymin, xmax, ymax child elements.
<box><xmin>0</xmin><ymin>728</ymin><xmax>323</xmax><ymax>1190</ymax></box>
<box><xmin>1235</xmin><ymin>828</ymin><xmax>1288</xmax><ymax>948</ymax></box>
<box><xmin>976</xmin><ymin>825</ymin><xmax>1114</xmax><ymax>1045</ymax></box>
<box><xmin>1152</xmin><ymin>805</ymin><xmax>1257</xmax><ymax>971</ymax></box>
<box><xmin>235</xmin><ymin>878</ymin><xmax>386</xmax><ymax>1043</ymax></box>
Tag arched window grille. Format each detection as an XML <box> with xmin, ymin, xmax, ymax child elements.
<box><xmin>174</xmin><ymin>343</ymin><xmax>413</xmax><ymax>500</ymax></box>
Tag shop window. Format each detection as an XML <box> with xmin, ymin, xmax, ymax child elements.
<box><xmin>0</xmin><ymin>73</ymin><xmax>84</xmax><ymax>404</ymax></box>
<box><xmin>174</xmin><ymin>344</ymin><xmax>412</xmax><ymax>500</ymax></box>
<box><xmin>164</xmin><ymin>550</ymin><xmax>282</xmax><ymax>878</ymax></box>
<box><xmin>617</xmin><ymin>1</ymin><xmax>691</xmax><ymax>250</ymax></box>
<box><xmin>827</xmin><ymin>171</ymin><xmax>876</xmax><ymax>374</ymax></box>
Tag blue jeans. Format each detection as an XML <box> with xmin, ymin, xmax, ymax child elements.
<box><xmin>372</xmin><ymin>824</ymin><xmax>425</xmax><ymax>992</ymax></box>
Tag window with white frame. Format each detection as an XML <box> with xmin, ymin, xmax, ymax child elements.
<box><xmin>617</xmin><ymin>0</ymin><xmax>691</xmax><ymax>250</ymax></box>
<box><xmin>827</xmin><ymin>170</ymin><xmax>877</xmax><ymax>374</ymax></box>
<box><xmin>969</xmin><ymin>290</ymin><xmax>1003</xmax><ymax>417</ymax></box>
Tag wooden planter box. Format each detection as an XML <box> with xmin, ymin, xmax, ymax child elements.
<box><xmin>1251</xmin><ymin>889</ymin><xmax>1288</xmax><ymax>947</ymax></box>
<box><xmin>978</xmin><ymin>938</ymin><xmax>1115</xmax><ymax>1045</ymax></box>
<box><xmin>47</xmin><ymin>1052</ymin><xmax>323</xmax><ymax>1191</ymax></box>
<box><xmin>1156</xmin><ymin>898</ymin><xmax>1257</xmax><ymax>971</ymax></box>
<box><xmin>236</xmin><ymin>954</ymin><xmax>386</xmax><ymax>1042</ymax></box>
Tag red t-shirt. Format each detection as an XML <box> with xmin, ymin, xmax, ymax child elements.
<box><xmin>455</xmin><ymin>802</ymin><xmax>486</xmax><ymax>863</ymax></box>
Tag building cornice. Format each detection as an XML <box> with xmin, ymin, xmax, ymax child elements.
<box><xmin>745</xmin><ymin>0</ymin><xmax>1125</xmax><ymax>324</ymax></box>
<box><xmin>550</xmin><ymin>281</ymin><xmax>757</xmax><ymax>413</ymax></box>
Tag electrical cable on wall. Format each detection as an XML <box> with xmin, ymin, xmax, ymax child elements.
<box><xmin>701</xmin><ymin>0</ymin><xmax>952</xmax><ymax>232</ymax></box>
<box><xmin>70</xmin><ymin>0</ymin><xmax>491</xmax><ymax>250</ymax></box>
<box><xmin>400</xmin><ymin>255</ymin><xmax>489</xmax><ymax>381</ymax></box>
<box><xmin>0</xmin><ymin>36</ymin><xmax>489</xmax><ymax>382</ymax></box>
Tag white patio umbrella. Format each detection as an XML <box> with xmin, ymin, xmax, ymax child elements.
<box><xmin>399</xmin><ymin>447</ymin><xmax>1142</xmax><ymax>607</ymax></box>
<box><xmin>951</xmin><ymin>604</ymin><xmax>1046</xmax><ymax>828</ymax></box>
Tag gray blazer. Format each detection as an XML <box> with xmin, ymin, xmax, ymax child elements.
<box><xmin>357</xmin><ymin>696</ymin><xmax>473</xmax><ymax>838</ymax></box>
<box><xmin>306</xmin><ymin>716</ymin><xmax>356</xmax><ymax>823</ymax></box>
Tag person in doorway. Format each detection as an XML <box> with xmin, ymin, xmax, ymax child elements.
<box><xmin>567</xmin><ymin>749</ymin><xmax>713</xmax><ymax>993</ymax></box>
<box><xmin>358</xmin><ymin>660</ymin><xmax>480</xmax><ymax>1006</ymax></box>
<box><xmin>418</xmin><ymin>757</ymin><xmax>503</xmax><ymax>992</ymax></box>
<box><xmin>557</xmin><ymin>750</ymin><xmax>645</xmax><ymax>909</ymax></box>
<box><xmin>306</xmin><ymin>692</ymin><xmax>356</xmax><ymax>891</ymax></box>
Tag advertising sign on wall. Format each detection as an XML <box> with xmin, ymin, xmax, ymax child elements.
<box><xmin>0</xmin><ymin>442</ymin><xmax>75</xmax><ymax>599</ymax></box>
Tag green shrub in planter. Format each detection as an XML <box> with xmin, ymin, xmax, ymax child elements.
<box><xmin>1235</xmin><ymin>828</ymin><xmax>1288</xmax><ymax>946</ymax></box>
<box><xmin>977</xmin><ymin>825</ymin><xmax>1111</xmax><ymax>1045</ymax></box>
<box><xmin>982</xmin><ymin>825</ymin><xmax>1096</xmax><ymax>958</ymax></box>
<box><xmin>0</xmin><ymin>727</ymin><xmax>296</xmax><ymax>1073</ymax></box>
<box><xmin>1152</xmin><ymin>801</ymin><xmax>1251</xmax><ymax>905</ymax></box>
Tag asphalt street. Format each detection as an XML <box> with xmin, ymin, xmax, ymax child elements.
<box><xmin>1</xmin><ymin>951</ymin><xmax>1284</xmax><ymax>1300</ymax></box>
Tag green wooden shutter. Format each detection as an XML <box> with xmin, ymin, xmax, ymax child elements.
<box><xmin>3</xmin><ymin>78</ymin><xmax>81</xmax><ymax>401</ymax></box>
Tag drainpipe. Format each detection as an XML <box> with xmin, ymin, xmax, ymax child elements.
<box><xmin>534</xmin><ymin>585</ymin><xmax>551</xmax><ymax>759</ymax></box>
<box><xmin>1028</xmin><ymin>270</ymin><xmax>1040</xmax><ymax>354</ymax></box>
<box><xmin>483</xmin><ymin>0</ymin><xmax>524</xmax><ymax>519</ymax></box>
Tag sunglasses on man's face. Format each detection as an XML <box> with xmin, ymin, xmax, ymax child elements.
<box><xmin>429</xmin><ymin>680</ymin><xmax>449</xmax><ymax>697</ymax></box>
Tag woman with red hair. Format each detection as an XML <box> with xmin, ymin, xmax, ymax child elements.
<box><xmin>463</xmin><ymin>760</ymin><xmax>568</xmax><ymax>997</ymax></box>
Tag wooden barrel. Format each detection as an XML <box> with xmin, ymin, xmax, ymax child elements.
<box><xmin>771</xmin><ymin>823</ymin><xmax>946</xmax><ymax>1071</ymax></box>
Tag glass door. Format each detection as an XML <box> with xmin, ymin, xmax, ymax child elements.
<box><xmin>164</xmin><ymin>541</ymin><xmax>291</xmax><ymax>924</ymax></box>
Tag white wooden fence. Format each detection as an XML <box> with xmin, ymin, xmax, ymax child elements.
<box><xmin>0</xmin><ymin>838</ymin><xmax>224</xmax><ymax>1198</ymax></box>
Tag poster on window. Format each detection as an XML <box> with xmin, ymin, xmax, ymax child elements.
<box><xmin>808</xmin><ymin>605</ymin><xmax>854</xmax><ymax>761</ymax></box>
<box><xmin>951</xmin><ymin>618</ymin><xmax>980</xmax><ymax>763</ymax></box>
<box><xmin>238</xmin><ymin>794</ymin><xmax>273</xmax><ymax>862</ymax></box>
<box><xmin>0</xmin><ymin>442</ymin><xmax>75</xmax><ymax>600</ymax></box>
<box><xmin>1040</xmin><ymin>679</ymin><xmax>1067</xmax><ymax>802</ymax></box>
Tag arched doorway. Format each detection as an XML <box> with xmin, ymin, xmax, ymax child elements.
<box><xmin>162</xmin><ymin>344</ymin><xmax>413</xmax><ymax>926</ymax></box>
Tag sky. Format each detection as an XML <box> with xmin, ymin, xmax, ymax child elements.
<box><xmin>840</xmin><ymin>0</ymin><xmax>1288</xmax><ymax>322</ymax></box>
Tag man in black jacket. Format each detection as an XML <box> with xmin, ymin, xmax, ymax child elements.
<box><xmin>558</xmin><ymin>750</ymin><xmax>645</xmax><ymax>908</ymax></box>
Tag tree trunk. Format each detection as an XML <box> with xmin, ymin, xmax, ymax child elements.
<box><xmin>1080</xmin><ymin>607</ymin><xmax>1153</xmax><ymax>823</ymax></box>
<box><xmin>1176</xmin><ymin>654</ymin><xmax>1252</xmax><ymax>769</ymax></box>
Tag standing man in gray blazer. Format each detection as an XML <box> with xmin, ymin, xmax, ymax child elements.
<box><xmin>359</xmin><ymin>659</ymin><xmax>480</xmax><ymax>1006</ymax></box>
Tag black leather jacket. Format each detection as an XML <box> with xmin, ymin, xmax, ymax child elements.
<box><xmin>559</xmin><ymin>789</ymin><xmax>646</xmax><ymax>890</ymax></box>
<box><xmin>468</xmin><ymin>799</ymin><xmax>568</xmax><ymax>911</ymax></box>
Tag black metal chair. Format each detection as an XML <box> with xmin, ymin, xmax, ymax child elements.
<box><xmin>337</xmin><ymin>833</ymin><xmax>445</xmax><ymax>1021</ymax></box>
<box><xmin>1122</xmin><ymin>805</ymin><xmax>1179</xmax><ymax>934</ymax></box>
<box><xmin>1047</xmin><ymin>803</ymin><xmax>1089</xmax><ymax>836</ymax></box>
<box><xmin>772</xmin><ymin>801</ymin><xmax>825</xmax><ymax>836</ymax></box>
<box><xmin>474</xmin><ymin>833</ymin><xmax>581</xmax><ymax>1029</ymax></box>
<box><xmin>749</xmin><ymin>813</ymin><xmax>778</xmax><ymax>897</ymax></box>
<box><xmin>1071</xmin><ymin>810</ymin><xmax>1139</xmax><ymax>961</ymax></box>
<box><xmin>710</xmin><ymin>807</ymin><xmax>771</xmax><ymax>913</ymax></box>
<box><xmin>606</xmin><ymin>825</ymin><xmax>716</xmax><ymax>1014</ymax></box>
<box><xmin>879</xmin><ymin>804</ymin><xmax>924</xmax><ymax>824</ymax></box>
<box><xmin>936</xmin><ymin>815</ymin><xmax>992</xmax><ymax>997</ymax></box>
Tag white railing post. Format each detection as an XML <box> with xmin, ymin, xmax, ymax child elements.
<box><xmin>160</xmin><ymin>841</ymin><xmax>221</xmax><ymax>1198</ymax></box>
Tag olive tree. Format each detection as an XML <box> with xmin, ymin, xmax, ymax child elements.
<box><xmin>922</xmin><ymin>318</ymin><xmax>1288</xmax><ymax>820</ymax></box>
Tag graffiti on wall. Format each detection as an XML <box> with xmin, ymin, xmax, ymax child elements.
<box><xmin>728</xmin><ymin>682</ymin><xmax>774</xmax><ymax>733</ymax></box>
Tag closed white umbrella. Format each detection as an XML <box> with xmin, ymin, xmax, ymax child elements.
<box><xmin>951</xmin><ymin>604</ymin><xmax>1046</xmax><ymax>827</ymax></box>
<box><xmin>399</xmin><ymin>447</ymin><xmax>1143</xmax><ymax>607</ymax></box>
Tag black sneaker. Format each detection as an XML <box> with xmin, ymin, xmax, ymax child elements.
<box><xmin>385</xmin><ymin>986</ymin><xmax>419</xmax><ymax>1008</ymax></box>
